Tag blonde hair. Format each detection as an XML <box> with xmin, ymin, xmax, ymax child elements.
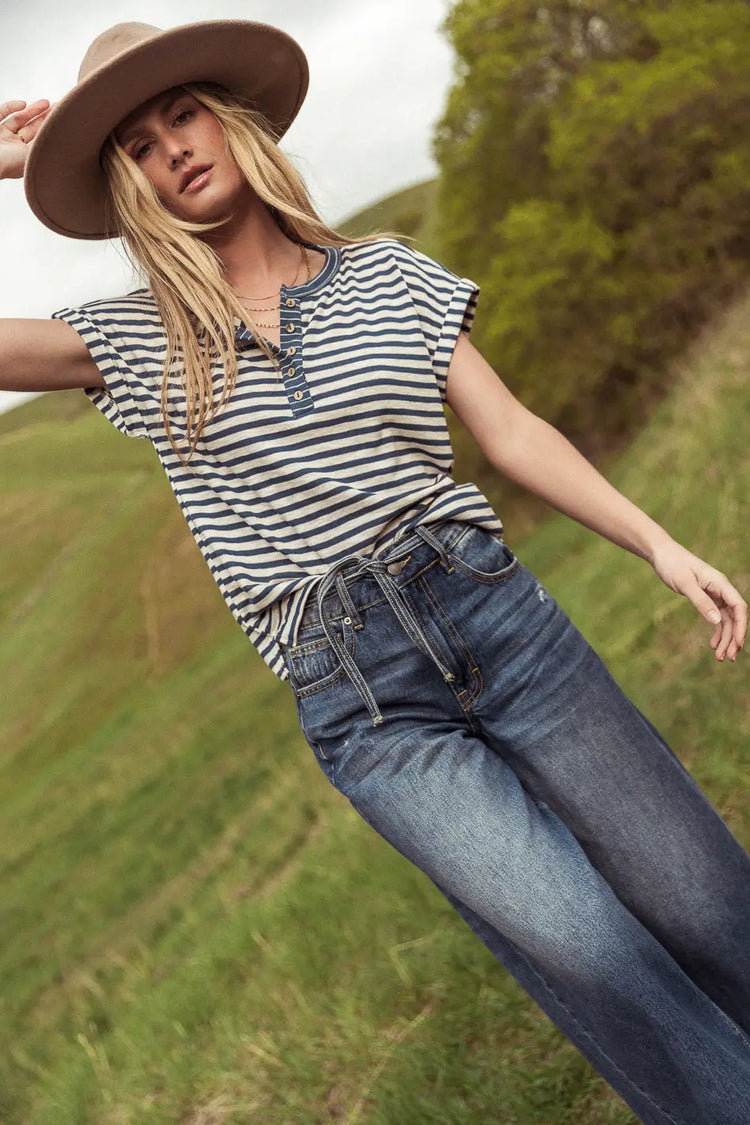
<box><xmin>99</xmin><ymin>81</ymin><xmax>410</xmax><ymax>467</ymax></box>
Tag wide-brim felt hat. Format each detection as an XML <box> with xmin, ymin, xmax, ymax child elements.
<box><xmin>24</xmin><ymin>19</ymin><xmax>309</xmax><ymax>241</ymax></box>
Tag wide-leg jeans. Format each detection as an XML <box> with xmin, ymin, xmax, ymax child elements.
<box><xmin>280</xmin><ymin>518</ymin><xmax>750</xmax><ymax>1124</ymax></box>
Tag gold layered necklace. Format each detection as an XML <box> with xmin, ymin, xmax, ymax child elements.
<box><xmin>233</xmin><ymin>243</ymin><xmax>311</xmax><ymax>328</ymax></box>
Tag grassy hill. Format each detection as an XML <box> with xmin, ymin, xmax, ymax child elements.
<box><xmin>334</xmin><ymin>177</ymin><xmax>439</xmax><ymax>246</ymax></box>
<box><xmin>1</xmin><ymin>270</ymin><xmax>749</xmax><ymax>1122</ymax></box>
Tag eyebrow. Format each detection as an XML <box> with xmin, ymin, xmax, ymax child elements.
<box><xmin>118</xmin><ymin>91</ymin><xmax>187</xmax><ymax>148</ymax></box>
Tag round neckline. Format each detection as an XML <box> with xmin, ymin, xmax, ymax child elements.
<box><xmin>233</xmin><ymin>242</ymin><xmax>340</xmax><ymax>347</ymax></box>
<box><xmin>281</xmin><ymin>242</ymin><xmax>338</xmax><ymax>295</ymax></box>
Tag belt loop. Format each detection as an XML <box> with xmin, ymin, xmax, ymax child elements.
<box><xmin>415</xmin><ymin>523</ymin><xmax>454</xmax><ymax>572</ymax></box>
<box><xmin>314</xmin><ymin>544</ymin><xmax>458</xmax><ymax>729</ymax></box>
<box><xmin>334</xmin><ymin>573</ymin><xmax>363</xmax><ymax>628</ymax></box>
<box><xmin>317</xmin><ymin>557</ymin><xmax>385</xmax><ymax>727</ymax></box>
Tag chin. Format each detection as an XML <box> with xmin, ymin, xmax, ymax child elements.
<box><xmin>167</xmin><ymin>191</ymin><xmax>230</xmax><ymax>223</ymax></box>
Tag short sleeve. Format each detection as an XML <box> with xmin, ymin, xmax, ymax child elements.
<box><xmin>51</xmin><ymin>304</ymin><xmax>151</xmax><ymax>440</ymax></box>
<box><xmin>388</xmin><ymin>240</ymin><xmax>480</xmax><ymax>402</ymax></box>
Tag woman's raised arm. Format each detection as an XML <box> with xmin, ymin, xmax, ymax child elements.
<box><xmin>0</xmin><ymin>319</ymin><xmax>105</xmax><ymax>391</ymax></box>
<box><xmin>0</xmin><ymin>98</ymin><xmax>105</xmax><ymax>391</ymax></box>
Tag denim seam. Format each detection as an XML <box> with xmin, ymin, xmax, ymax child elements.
<box><xmin>291</xmin><ymin>636</ymin><xmax>340</xmax><ymax>656</ymax></box>
<box><xmin>447</xmin><ymin>551</ymin><xmax>521</xmax><ymax>586</ymax></box>
<box><xmin>390</xmin><ymin>579</ymin><xmax>460</xmax><ymax>697</ymax></box>
<box><xmin>312</xmin><ymin>740</ymin><xmax>336</xmax><ymax>786</ymax></box>
<box><xmin>292</xmin><ymin>623</ymin><xmax>357</xmax><ymax>699</ymax></box>
<box><xmin>511</xmin><ymin>944</ymin><xmax>684</xmax><ymax>1125</ymax></box>
<box><xmin>417</xmin><ymin>573</ymin><xmax>485</xmax><ymax>712</ymax></box>
<box><xmin>699</xmin><ymin>987</ymin><xmax>750</xmax><ymax>1054</ymax></box>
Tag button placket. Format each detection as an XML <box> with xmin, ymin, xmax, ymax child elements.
<box><xmin>278</xmin><ymin>291</ymin><xmax>314</xmax><ymax>417</ymax></box>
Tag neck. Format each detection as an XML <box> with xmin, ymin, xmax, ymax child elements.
<box><xmin>202</xmin><ymin>190</ymin><xmax>303</xmax><ymax>296</ymax></box>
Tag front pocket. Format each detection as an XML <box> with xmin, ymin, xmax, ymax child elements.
<box><xmin>446</xmin><ymin>525</ymin><xmax>520</xmax><ymax>584</ymax></box>
<box><xmin>284</xmin><ymin>618</ymin><xmax>356</xmax><ymax>697</ymax></box>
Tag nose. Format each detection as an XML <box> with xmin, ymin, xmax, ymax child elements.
<box><xmin>169</xmin><ymin>144</ymin><xmax>192</xmax><ymax>170</ymax></box>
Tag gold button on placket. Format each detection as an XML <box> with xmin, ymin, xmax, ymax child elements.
<box><xmin>279</xmin><ymin>307</ymin><xmax>310</xmax><ymax>410</ymax></box>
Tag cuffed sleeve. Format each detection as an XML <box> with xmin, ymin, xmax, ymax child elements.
<box><xmin>387</xmin><ymin>240</ymin><xmax>480</xmax><ymax>402</ymax></box>
<box><xmin>51</xmin><ymin>305</ymin><xmax>151</xmax><ymax>440</ymax></box>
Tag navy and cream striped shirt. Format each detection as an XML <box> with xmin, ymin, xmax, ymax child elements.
<box><xmin>51</xmin><ymin>237</ymin><xmax>504</xmax><ymax>678</ymax></box>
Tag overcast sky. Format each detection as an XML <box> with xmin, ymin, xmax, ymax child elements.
<box><xmin>1</xmin><ymin>0</ymin><xmax>458</xmax><ymax>414</ymax></box>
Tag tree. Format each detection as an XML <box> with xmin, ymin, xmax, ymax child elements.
<box><xmin>433</xmin><ymin>1</ymin><xmax>750</xmax><ymax>455</ymax></box>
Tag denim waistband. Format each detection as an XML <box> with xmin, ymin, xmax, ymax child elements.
<box><xmin>297</xmin><ymin>518</ymin><xmax>469</xmax><ymax>631</ymax></box>
<box><xmin>295</xmin><ymin>519</ymin><xmax>471</xmax><ymax>727</ymax></box>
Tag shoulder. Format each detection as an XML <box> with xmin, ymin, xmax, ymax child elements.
<box><xmin>63</xmin><ymin>287</ymin><xmax>165</xmax><ymax>338</ymax></box>
<box><xmin>337</xmin><ymin>236</ymin><xmax>418</xmax><ymax>270</ymax></box>
<box><xmin>338</xmin><ymin>237</ymin><xmax>454</xmax><ymax>288</ymax></box>
<box><xmin>340</xmin><ymin>236</ymin><xmax>418</xmax><ymax>262</ymax></box>
<box><xmin>50</xmin><ymin>287</ymin><xmax>168</xmax><ymax>385</ymax></box>
<box><xmin>353</xmin><ymin>237</ymin><xmax>460</xmax><ymax>280</ymax></box>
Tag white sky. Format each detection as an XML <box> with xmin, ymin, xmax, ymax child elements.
<box><xmin>0</xmin><ymin>0</ymin><xmax>458</xmax><ymax>414</ymax></box>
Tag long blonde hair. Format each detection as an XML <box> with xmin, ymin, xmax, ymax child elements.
<box><xmin>99</xmin><ymin>81</ymin><xmax>409</xmax><ymax>467</ymax></box>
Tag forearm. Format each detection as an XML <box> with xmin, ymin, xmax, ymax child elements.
<box><xmin>491</xmin><ymin>408</ymin><xmax>675</xmax><ymax>565</ymax></box>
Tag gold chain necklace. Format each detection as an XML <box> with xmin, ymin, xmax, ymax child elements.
<box><xmin>234</xmin><ymin>244</ymin><xmax>311</xmax><ymax>327</ymax></box>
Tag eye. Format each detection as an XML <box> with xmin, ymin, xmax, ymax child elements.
<box><xmin>132</xmin><ymin>108</ymin><xmax>194</xmax><ymax>160</ymax></box>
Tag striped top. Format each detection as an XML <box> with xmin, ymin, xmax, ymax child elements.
<box><xmin>51</xmin><ymin>237</ymin><xmax>504</xmax><ymax>679</ymax></box>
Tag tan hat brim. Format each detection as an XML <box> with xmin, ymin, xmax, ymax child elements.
<box><xmin>24</xmin><ymin>19</ymin><xmax>309</xmax><ymax>240</ymax></box>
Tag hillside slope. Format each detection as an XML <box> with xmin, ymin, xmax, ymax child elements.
<box><xmin>0</xmin><ymin>282</ymin><xmax>748</xmax><ymax>1123</ymax></box>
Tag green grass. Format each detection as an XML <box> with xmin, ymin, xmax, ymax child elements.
<box><xmin>1</xmin><ymin>283</ymin><xmax>749</xmax><ymax>1123</ymax></box>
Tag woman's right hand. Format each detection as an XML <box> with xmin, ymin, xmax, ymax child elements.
<box><xmin>0</xmin><ymin>99</ymin><xmax>52</xmax><ymax>180</ymax></box>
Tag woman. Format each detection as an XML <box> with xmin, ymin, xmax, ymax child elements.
<box><xmin>2</xmin><ymin>19</ymin><xmax>748</xmax><ymax>1124</ymax></box>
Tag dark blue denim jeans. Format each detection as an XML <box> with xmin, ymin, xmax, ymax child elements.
<box><xmin>280</xmin><ymin>518</ymin><xmax>750</xmax><ymax>1123</ymax></box>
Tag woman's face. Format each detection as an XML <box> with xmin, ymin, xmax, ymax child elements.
<box><xmin>114</xmin><ymin>87</ymin><xmax>248</xmax><ymax>221</ymax></box>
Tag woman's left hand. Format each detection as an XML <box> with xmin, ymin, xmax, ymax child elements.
<box><xmin>650</xmin><ymin>540</ymin><xmax>747</xmax><ymax>662</ymax></box>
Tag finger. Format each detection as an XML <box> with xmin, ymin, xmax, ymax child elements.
<box><xmin>711</xmin><ymin>580</ymin><xmax>747</xmax><ymax>659</ymax></box>
<box><xmin>732</xmin><ymin>592</ymin><xmax>748</xmax><ymax>653</ymax></box>
<box><xmin>716</xmin><ymin>603</ymin><xmax>746</xmax><ymax>661</ymax></box>
<box><xmin>715</xmin><ymin>610</ymin><xmax>734</xmax><ymax>661</ymax></box>
<box><xmin>14</xmin><ymin>100</ymin><xmax>51</xmax><ymax>130</ymax></box>
<box><xmin>23</xmin><ymin>98</ymin><xmax>51</xmax><ymax>119</ymax></box>
<box><xmin>698</xmin><ymin>573</ymin><xmax>747</xmax><ymax>657</ymax></box>
<box><xmin>699</xmin><ymin>598</ymin><xmax>732</xmax><ymax>661</ymax></box>
<box><xmin>3</xmin><ymin>99</ymin><xmax>50</xmax><ymax>129</ymax></box>
<box><xmin>0</xmin><ymin>99</ymin><xmax>28</xmax><ymax>121</ymax></box>
<box><xmin>723</xmin><ymin>615</ymin><xmax>744</xmax><ymax>662</ymax></box>
<box><xmin>696</xmin><ymin>592</ymin><xmax>723</xmax><ymax>629</ymax></box>
<box><xmin>19</xmin><ymin>107</ymin><xmax>52</xmax><ymax>140</ymax></box>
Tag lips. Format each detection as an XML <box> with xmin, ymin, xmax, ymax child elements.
<box><xmin>179</xmin><ymin>164</ymin><xmax>212</xmax><ymax>193</ymax></box>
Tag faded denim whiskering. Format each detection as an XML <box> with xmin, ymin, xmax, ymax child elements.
<box><xmin>282</xmin><ymin>518</ymin><xmax>750</xmax><ymax>1125</ymax></box>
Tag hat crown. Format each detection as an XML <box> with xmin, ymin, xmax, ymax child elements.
<box><xmin>78</xmin><ymin>23</ymin><xmax>162</xmax><ymax>84</ymax></box>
